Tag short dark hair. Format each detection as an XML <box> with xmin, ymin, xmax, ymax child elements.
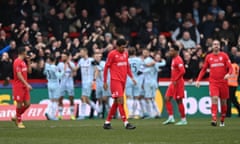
<box><xmin>49</xmin><ymin>55</ymin><xmax>56</xmax><ymax>62</ymax></box>
<box><xmin>62</xmin><ymin>51</ymin><xmax>70</xmax><ymax>56</ymax></box>
<box><xmin>17</xmin><ymin>46</ymin><xmax>26</xmax><ymax>55</ymax></box>
<box><xmin>116</xmin><ymin>39</ymin><xmax>126</xmax><ymax>47</ymax></box>
<box><xmin>171</xmin><ymin>44</ymin><xmax>179</xmax><ymax>51</ymax></box>
<box><xmin>128</xmin><ymin>47</ymin><xmax>136</xmax><ymax>56</ymax></box>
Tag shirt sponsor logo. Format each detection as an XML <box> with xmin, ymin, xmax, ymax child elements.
<box><xmin>117</xmin><ymin>62</ymin><xmax>127</xmax><ymax>66</ymax></box>
<box><xmin>210</xmin><ymin>63</ymin><xmax>224</xmax><ymax>67</ymax></box>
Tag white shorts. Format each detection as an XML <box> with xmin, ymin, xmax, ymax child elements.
<box><xmin>143</xmin><ymin>82</ymin><xmax>157</xmax><ymax>98</ymax></box>
<box><xmin>47</xmin><ymin>82</ymin><xmax>60</xmax><ymax>99</ymax></box>
<box><xmin>81</xmin><ymin>82</ymin><xmax>92</xmax><ymax>97</ymax></box>
<box><xmin>96</xmin><ymin>86</ymin><xmax>111</xmax><ymax>99</ymax></box>
<box><xmin>60</xmin><ymin>82</ymin><xmax>74</xmax><ymax>97</ymax></box>
<box><xmin>125</xmin><ymin>82</ymin><xmax>141</xmax><ymax>97</ymax></box>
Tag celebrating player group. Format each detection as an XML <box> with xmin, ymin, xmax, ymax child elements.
<box><xmin>11</xmin><ymin>39</ymin><xmax>232</xmax><ymax>128</ymax></box>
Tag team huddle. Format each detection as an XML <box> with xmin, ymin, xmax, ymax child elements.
<box><xmin>12</xmin><ymin>39</ymin><xmax>232</xmax><ymax>129</ymax></box>
<box><xmin>43</xmin><ymin>44</ymin><xmax>166</xmax><ymax>122</ymax></box>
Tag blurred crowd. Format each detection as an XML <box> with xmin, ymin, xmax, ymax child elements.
<box><xmin>0</xmin><ymin>0</ymin><xmax>240</xmax><ymax>82</ymax></box>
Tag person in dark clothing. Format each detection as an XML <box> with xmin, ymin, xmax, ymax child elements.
<box><xmin>183</xmin><ymin>51</ymin><xmax>199</xmax><ymax>82</ymax></box>
<box><xmin>0</xmin><ymin>52</ymin><xmax>13</xmax><ymax>85</ymax></box>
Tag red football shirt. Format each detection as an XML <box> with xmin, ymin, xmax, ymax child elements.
<box><xmin>103</xmin><ymin>50</ymin><xmax>133</xmax><ymax>83</ymax></box>
<box><xmin>171</xmin><ymin>55</ymin><xmax>185</xmax><ymax>82</ymax></box>
<box><xmin>197</xmin><ymin>52</ymin><xmax>232</xmax><ymax>83</ymax></box>
<box><xmin>13</xmin><ymin>58</ymin><xmax>28</xmax><ymax>88</ymax></box>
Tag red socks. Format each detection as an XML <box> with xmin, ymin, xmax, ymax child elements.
<box><xmin>118</xmin><ymin>103</ymin><xmax>127</xmax><ymax>122</ymax></box>
<box><xmin>16</xmin><ymin>108</ymin><xmax>22</xmax><ymax>123</ymax></box>
<box><xmin>177</xmin><ymin>103</ymin><xmax>185</xmax><ymax>118</ymax></box>
<box><xmin>166</xmin><ymin>101</ymin><xmax>173</xmax><ymax>116</ymax></box>
<box><xmin>220</xmin><ymin>105</ymin><xmax>227</xmax><ymax>122</ymax></box>
<box><xmin>106</xmin><ymin>102</ymin><xmax>127</xmax><ymax>122</ymax></box>
<box><xmin>106</xmin><ymin>102</ymin><xmax>118</xmax><ymax>122</ymax></box>
<box><xmin>211</xmin><ymin>104</ymin><xmax>218</xmax><ymax>121</ymax></box>
<box><xmin>16</xmin><ymin>106</ymin><xmax>29</xmax><ymax>123</ymax></box>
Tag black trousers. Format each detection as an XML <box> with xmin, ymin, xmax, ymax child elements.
<box><xmin>227</xmin><ymin>86</ymin><xmax>240</xmax><ymax>117</ymax></box>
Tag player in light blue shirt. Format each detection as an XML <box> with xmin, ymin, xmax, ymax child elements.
<box><xmin>57</xmin><ymin>52</ymin><xmax>76</xmax><ymax>120</ymax></box>
<box><xmin>125</xmin><ymin>48</ymin><xmax>144</xmax><ymax>118</ymax></box>
<box><xmin>142</xmin><ymin>49</ymin><xmax>166</xmax><ymax>118</ymax></box>
<box><xmin>44</xmin><ymin>56</ymin><xmax>65</xmax><ymax>120</ymax></box>
<box><xmin>93</xmin><ymin>52</ymin><xmax>111</xmax><ymax>118</ymax></box>
<box><xmin>76</xmin><ymin>48</ymin><xmax>100</xmax><ymax>119</ymax></box>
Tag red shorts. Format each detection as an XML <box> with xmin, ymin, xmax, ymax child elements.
<box><xmin>110</xmin><ymin>79</ymin><xmax>125</xmax><ymax>98</ymax></box>
<box><xmin>209</xmin><ymin>83</ymin><xmax>229</xmax><ymax>99</ymax></box>
<box><xmin>165</xmin><ymin>81</ymin><xmax>185</xmax><ymax>100</ymax></box>
<box><xmin>13</xmin><ymin>86</ymin><xmax>30</xmax><ymax>102</ymax></box>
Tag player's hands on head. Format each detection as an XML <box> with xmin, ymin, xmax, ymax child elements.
<box><xmin>103</xmin><ymin>82</ymin><xmax>108</xmax><ymax>90</ymax></box>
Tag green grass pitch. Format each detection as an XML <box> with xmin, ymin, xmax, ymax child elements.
<box><xmin>0</xmin><ymin>118</ymin><xmax>239</xmax><ymax>144</ymax></box>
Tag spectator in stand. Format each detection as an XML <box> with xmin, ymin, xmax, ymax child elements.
<box><xmin>199</xmin><ymin>12</ymin><xmax>217</xmax><ymax>41</ymax></box>
<box><xmin>183</xmin><ymin>51</ymin><xmax>199</xmax><ymax>83</ymax></box>
<box><xmin>208</xmin><ymin>0</ymin><xmax>222</xmax><ymax>18</ymax></box>
<box><xmin>114</xmin><ymin>9</ymin><xmax>132</xmax><ymax>40</ymax></box>
<box><xmin>213</xmin><ymin>20</ymin><xmax>236</xmax><ymax>46</ymax></box>
<box><xmin>192</xmin><ymin>0</ymin><xmax>204</xmax><ymax>25</ymax></box>
<box><xmin>156</xmin><ymin>34</ymin><xmax>169</xmax><ymax>58</ymax></box>
<box><xmin>179</xmin><ymin>31</ymin><xmax>196</xmax><ymax>49</ymax></box>
<box><xmin>0</xmin><ymin>30</ymin><xmax>9</xmax><ymax>49</ymax></box>
<box><xmin>168</xmin><ymin>11</ymin><xmax>183</xmax><ymax>32</ymax></box>
<box><xmin>8</xmin><ymin>40</ymin><xmax>18</xmax><ymax>60</ymax></box>
<box><xmin>79</xmin><ymin>9</ymin><xmax>92</xmax><ymax>35</ymax></box>
<box><xmin>0</xmin><ymin>52</ymin><xmax>13</xmax><ymax>84</ymax></box>
<box><xmin>64</xmin><ymin>1</ymin><xmax>80</xmax><ymax>32</ymax></box>
<box><xmin>139</xmin><ymin>20</ymin><xmax>159</xmax><ymax>46</ymax></box>
<box><xmin>171</xmin><ymin>20</ymin><xmax>200</xmax><ymax>45</ymax></box>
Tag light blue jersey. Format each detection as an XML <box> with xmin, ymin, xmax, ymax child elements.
<box><xmin>143</xmin><ymin>57</ymin><xmax>166</xmax><ymax>98</ymax></box>
<box><xmin>57</xmin><ymin>61</ymin><xmax>75</xmax><ymax>96</ymax></box>
<box><xmin>125</xmin><ymin>57</ymin><xmax>144</xmax><ymax>97</ymax></box>
<box><xmin>78</xmin><ymin>57</ymin><xmax>95</xmax><ymax>97</ymax></box>
<box><xmin>44</xmin><ymin>63</ymin><xmax>64</xmax><ymax>99</ymax></box>
<box><xmin>95</xmin><ymin>61</ymin><xmax>111</xmax><ymax>98</ymax></box>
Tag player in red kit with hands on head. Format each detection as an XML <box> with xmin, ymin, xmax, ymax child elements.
<box><xmin>196</xmin><ymin>39</ymin><xmax>232</xmax><ymax>127</ymax></box>
<box><xmin>162</xmin><ymin>44</ymin><xmax>187</xmax><ymax>125</ymax></box>
<box><xmin>11</xmin><ymin>46</ymin><xmax>32</xmax><ymax>128</ymax></box>
<box><xmin>103</xmin><ymin>39</ymin><xmax>137</xmax><ymax>130</ymax></box>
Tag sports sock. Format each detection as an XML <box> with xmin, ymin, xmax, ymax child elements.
<box><xmin>58</xmin><ymin>106</ymin><xmax>63</xmax><ymax>117</ymax></box>
<box><xmin>20</xmin><ymin>105</ymin><xmax>29</xmax><ymax>115</ymax></box>
<box><xmin>106</xmin><ymin>102</ymin><xmax>118</xmax><ymax>122</ymax></box>
<box><xmin>166</xmin><ymin>101</ymin><xmax>173</xmax><ymax>116</ymax></box>
<box><xmin>118</xmin><ymin>103</ymin><xmax>127</xmax><ymax>122</ymax></box>
<box><xmin>89</xmin><ymin>100</ymin><xmax>100</xmax><ymax>113</ymax></box>
<box><xmin>211</xmin><ymin>104</ymin><xmax>218</xmax><ymax>121</ymax></box>
<box><xmin>70</xmin><ymin>105</ymin><xmax>75</xmax><ymax>116</ymax></box>
<box><xmin>16</xmin><ymin>107</ymin><xmax>22</xmax><ymax>123</ymax></box>
<box><xmin>132</xmin><ymin>99</ymin><xmax>138</xmax><ymax>116</ymax></box>
<box><xmin>152</xmin><ymin>99</ymin><xmax>160</xmax><ymax>115</ymax></box>
<box><xmin>80</xmin><ymin>103</ymin><xmax>87</xmax><ymax>117</ymax></box>
<box><xmin>177</xmin><ymin>103</ymin><xmax>185</xmax><ymax>118</ymax></box>
<box><xmin>220</xmin><ymin>104</ymin><xmax>227</xmax><ymax>122</ymax></box>
<box><xmin>140</xmin><ymin>99</ymin><xmax>147</xmax><ymax>114</ymax></box>
<box><xmin>52</xmin><ymin>102</ymin><xmax>58</xmax><ymax>117</ymax></box>
<box><xmin>127</xmin><ymin>98</ymin><xmax>133</xmax><ymax>116</ymax></box>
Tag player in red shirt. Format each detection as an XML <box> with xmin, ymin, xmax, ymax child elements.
<box><xmin>103</xmin><ymin>39</ymin><xmax>136</xmax><ymax>129</ymax></box>
<box><xmin>196</xmin><ymin>39</ymin><xmax>232</xmax><ymax>127</ymax></box>
<box><xmin>162</xmin><ymin>44</ymin><xmax>187</xmax><ymax>125</ymax></box>
<box><xmin>11</xmin><ymin>46</ymin><xmax>32</xmax><ymax>128</ymax></box>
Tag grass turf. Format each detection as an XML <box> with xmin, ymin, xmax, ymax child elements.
<box><xmin>0</xmin><ymin>118</ymin><xmax>239</xmax><ymax>144</ymax></box>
